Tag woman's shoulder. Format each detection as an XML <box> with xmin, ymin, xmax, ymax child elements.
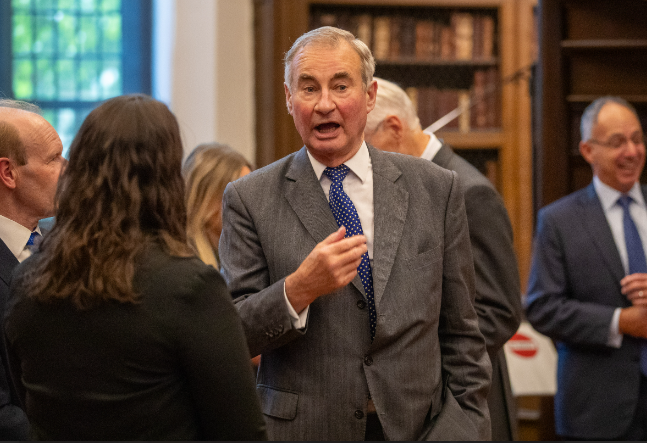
<box><xmin>136</xmin><ymin>244</ymin><xmax>227</xmax><ymax>301</ymax></box>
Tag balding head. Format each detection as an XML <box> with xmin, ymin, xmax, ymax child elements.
<box><xmin>0</xmin><ymin>101</ymin><xmax>65</xmax><ymax>229</ymax></box>
<box><xmin>0</xmin><ymin>101</ymin><xmax>41</xmax><ymax>165</ymax></box>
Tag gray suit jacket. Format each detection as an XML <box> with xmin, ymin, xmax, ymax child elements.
<box><xmin>433</xmin><ymin>144</ymin><xmax>522</xmax><ymax>441</ymax></box>
<box><xmin>525</xmin><ymin>183</ymin><xmax>647</xmax><ymax>439</ymax></box>
<box><xmin>220</xmin><ymin>145</ymin><xmax>491</xmax><ymax>441</ymax></box>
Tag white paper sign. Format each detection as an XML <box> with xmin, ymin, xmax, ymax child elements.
<box><xmin>503</xmin><ymin>321</ymin><xmax>558</xmax><ymax>396</ymax></box>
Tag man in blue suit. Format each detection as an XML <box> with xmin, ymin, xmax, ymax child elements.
<box><xmin>0</xmin><ymin>100</ymin><xmax>65</xmax><ymax>440</ymax></box>
<box><xmin>526</xmin><ymin>96</ymin><xmax>647</xmax><ymax>440</ymax></box>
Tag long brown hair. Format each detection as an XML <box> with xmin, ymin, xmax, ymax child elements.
<box><xmin>21</xmin><ymin>94</ymin><xmax>191</xmax><ymax>309</ymax></box>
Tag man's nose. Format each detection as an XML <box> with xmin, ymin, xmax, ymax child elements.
<box><xmin>624</xmin><ymin>139</ymin><xmax>644</xmax><ymax>157</ymax></box>
<box><xmin>314</xmin><ymin>88</ymin><xmax>335</xmax><ymax>114</ymax></box>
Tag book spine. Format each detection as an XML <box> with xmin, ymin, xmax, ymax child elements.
<box><xmin>373</xmin><ymin>16</ymin><xmax>391</xmax><ymax>60</ymax></box>
<box><xmin>389</xmin><ymin>16</ymin><xmax>402</xmax><ymax>60</ymax></box>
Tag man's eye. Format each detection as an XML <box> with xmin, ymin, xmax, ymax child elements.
<box><xmin>632</xmin><ymin>134</ymin><xmax>645</xmax><ymax>145</ymax></box>
<box><xmin>608</xmin><ymin>137</ymin><xmax>625</xmax><ymax>148</ymax></box>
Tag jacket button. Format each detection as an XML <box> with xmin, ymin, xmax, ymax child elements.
<box><xmin>354</xmin><ymin>410</ymin><xmax>364</xmax><ymax>419</ymax></box>
<box><xmin>356</xmin><ymin>300</ymin><xmax>366</xmax><ymax>309</ymax></box>
<box><xmin>364</xmin><ymin>355</ymin><xmax>373</xmax><ymax>366</ymax></box>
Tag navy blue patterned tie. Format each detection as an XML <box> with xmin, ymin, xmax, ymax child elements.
<box><xmin>618</xmin><ymin>195</ymin><xmax>647</xmax><ymax>376</ymax></box>
<box><xmin>324</xmin><ymin>165</ymin><xmax>376</xmax><ymax>341</ymax></box>
<box><xmin>26</xmin><ymin>231</ymin><xmax>41</xmax><ymax>251</ymax></box>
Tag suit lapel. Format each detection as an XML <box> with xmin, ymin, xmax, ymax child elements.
<box><xmin>284</xmin><ymin>147</ymin><xmax>366</xmax><ymax>296</ymax></box>
<box><xmin>369</xmin><ymin>145</ymin><xmax>408</xmax><ymax>307</ymax></box>
<box><xmin>579</xmin><ymin>183</ymin><xmax>625</xmax><ymax>282</ymax></box>
<box><xmin>0</xmin><ymin>239</ymin><xmax>18</xmax><ymax>288</ymax></box>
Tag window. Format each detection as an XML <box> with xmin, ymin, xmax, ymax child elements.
<box><xmin>0</xmin><ymin>0</ymin><xmax>152</xmax><ymax>154</ymax></box>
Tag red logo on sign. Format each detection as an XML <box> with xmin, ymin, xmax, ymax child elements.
<box><xmin>508</xmin><ymin>333</ymin><xmax>538</xmax><ymax>358</ymax></box>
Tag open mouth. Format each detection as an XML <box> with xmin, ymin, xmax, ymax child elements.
<box><xmin>315</xmin><ymin>122</ymin><xmax>340</xmax><ymax>134</ymax></box>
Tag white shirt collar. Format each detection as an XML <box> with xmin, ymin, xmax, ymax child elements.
<box><xmin>593</xmin><ymin>176</ymin><xmax>646</xmax><ymax>212</ymax></box>
<box><xmin>0</xmin><ymin>214</ymin><xmax>42</xmax><ymax>260</ymax></box>
<box><xmin>421</xmin><ymin>129</ymin><xmax>444</xmax><ymax>161</ymax></box>
<box><xmin>307</xmin><ymin>141</ymin><xmax>370</xmax><ymax>183</ymax></box>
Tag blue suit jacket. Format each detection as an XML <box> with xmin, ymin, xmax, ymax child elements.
<box><xmin>0</xmin><ymin>239</ymin><xmax>30</xmax><ymax>440</ymax></box>
<box><xmin>525</xmin><ymin>182</ymin><xmax>646</xmax><ymax>439</ymax></box>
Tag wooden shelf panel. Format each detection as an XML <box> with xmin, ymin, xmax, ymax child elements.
<box><xmin>561</xmin><ymin>39</ymin><xmax>647</xmax><ymax>50</ymax></box>
<box><xmin>375</xmin><ymin>57</ymin><xmax>498</xmax><ymax>66</ymax></box>
<box><xmin>435</xmin><ymin>130</ymin><xmax>503</xmax><ymax>148</ymax></box>
<box><xmin>312</xmin><ymin>0</ymin><xmax>505</xmax><ymax>7</ymax></box>
<box><xmin>567</xmin><ymin>94</ymin><xmax>647</xmax><ymax>104</ymax></box>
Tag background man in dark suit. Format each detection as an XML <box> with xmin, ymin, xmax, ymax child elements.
<box><xmin>365</xmin><ymin>77</ymin><xmax>522</xmax><ymax>441</ymax></box>
<box><xmin>219</xmin><ymin>26</ymin><xmax>491</xmax><ymax>440</ymax></box>
<box><xmin>525</xmin><ymin>96</ymin><xmax>647</xmax><ymax>440</ymax></box>
<box><xmin>0</xmin><ymin>100</ymin><xmax>65</xmax><ymax>440</ymax></box>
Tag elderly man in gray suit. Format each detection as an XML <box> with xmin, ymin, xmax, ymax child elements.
<box><xmin>219</xmin><ymin>26</ymin><xmax>491</xmax><ymax>441</ymax></box>
<box><xmin>365</xmin><ymin>77</ymin><xmax>522</xmax><ymax>441</ymax></box>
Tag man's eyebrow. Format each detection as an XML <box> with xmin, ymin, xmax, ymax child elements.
<box><xmin>298</xmin><ymin>74</ymin><xmax>316</xmax><ymax>82</ymax></box>
<box><xmin>332</xmin><ymin>71</ymin><xmax>351</xmax><ymax>80</ymax></box>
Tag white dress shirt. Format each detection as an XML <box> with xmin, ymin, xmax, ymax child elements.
<box><xmin>421</xmin><ymin>129</ymin><xmax>444</xmax><ymax>162</ymax></box>
<box><xmin>285</xmin><ymin>142</ymin><xmax>375</xmax><ymax>328</ymax></box>
<box><xmin>593</xmin><ymin>177</ymin><xmax>647</xmax><ymax>347</ymax></box>
<box><xmin>0</xmin><ymin>214</ymin><xmax>41</xmax><ymax>263</ymax></box>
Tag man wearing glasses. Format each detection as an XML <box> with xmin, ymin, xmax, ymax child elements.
<box><xmin>526</xmin><ymin>96</ymin><xmax>647</xmax><ymax>440</ymax></box>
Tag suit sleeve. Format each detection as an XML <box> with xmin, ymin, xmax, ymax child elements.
<box><xmin>525</xmin><ymin>209</ymin><xmax>616</xmax><ymax>347</ymax></box>
<box><xmin>464</xmin><ymin>184</ymin><xmax>522</xmax><ymax>358</ymax></box>
<box><xmin>434</xmin><ymin>172</ymin><xmax>492</xmax><ymax>440</ymax></box>
<box><xmin>219</xmin><ymin>182</ymin><xmax>306</xmax><ymax>357</ymax></box>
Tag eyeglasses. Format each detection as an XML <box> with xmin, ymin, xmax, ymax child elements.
<box><xmin>588</xmin><ymin>133</ymin><xmax>645</xmax><ymax>149</ymax></box>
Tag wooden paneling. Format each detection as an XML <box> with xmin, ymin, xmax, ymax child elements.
<box><xmin>535</xmin><ymin>0</ymin><xmax>647</xmax><ymax>210</ymax></box>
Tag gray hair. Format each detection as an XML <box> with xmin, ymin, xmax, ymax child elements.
<box><xmin>0</xmin><ymin>99</ymin><xmax>42</xmax><ymax>115</ymax></box>
<box><xmin>365</xmin><ymin>77</ymin><xmax>421</xmax><ymax>134</ymax></box>
<box><xmin>284</xmin><ymin>26</ymin><xmax>375</xmax><ymax>92</ymax></box>
<box><xmin>580</xmin><ymin>96</ymin><xmax>640</xmax><ymax>142</ymax></box>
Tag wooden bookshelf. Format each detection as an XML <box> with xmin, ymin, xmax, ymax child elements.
<box><xmin>253</xmin><ymin>0</ymin><xmax>536</xmax><ymax>287</ymax></box>
<box><xmin>534</xmin><ymin>0</ymin><xmax>647</xmax><ymax>214</ymax></box>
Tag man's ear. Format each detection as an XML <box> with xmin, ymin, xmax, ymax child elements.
<box><xmin>382</xmin><ymin>115</ymin><xmax>405</xmax><ymax>140</ymax></box>
<box><xmin>366</xmin><ymin>80</ymin><xmax>378</xmax><ymax>113</ymax></box>
<box><xmin>284</xmin><ymin>83</ymin><xmax>293</xmax><ymax>115</ymax></box>
<box><xmin>579</xmin><ymin>140</ymin><xmax>593</xmax><ymax>165</ymax></box>
<box><xmin>0</xmin><ymin>158</ymin><xmax>17</xmax><ymax>190</ymax></box>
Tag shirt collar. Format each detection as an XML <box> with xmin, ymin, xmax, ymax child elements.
<box><xmin>593</xmin><ymin>176</ymin><xmax>646</xmax><ymax>211</ymax></box>
<box><xmin>0</xmin><ymin>214</ymin><xmax>42</xmax><ymax>259</ymax></box>
<box><xmin>421</xmin><ymin>129</ymin><xmax>443</xmax><ymax>161</ymax></box>
<box><xmin>307</xmin><ymin>141</ymin><xmax>370</xmax><ymax>183</ymax></box>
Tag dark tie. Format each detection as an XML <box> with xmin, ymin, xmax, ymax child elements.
<box><xmin>618</xmin><ymin>195</ymin><xmax>647</xmax><ymax>376</ymax></box>
<box><xmin>324</xmin><ymin>165</ymin><xmax>376</xmax><ymax>341</ymax></box>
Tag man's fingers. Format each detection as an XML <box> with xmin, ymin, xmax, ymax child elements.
<box><xmin>632</xmin><ymin>297</ymin><xmax>647</xmax><ymax>306</ymax></box>
<box><xmin>320</xmin><ymin>226</ymin><xmax>347</xmax><ymax>245</ymax></box>
<box><xmin>620</xmin><ymin>272</ymin><xmax>647</xmax><ymax>287</ymax></box>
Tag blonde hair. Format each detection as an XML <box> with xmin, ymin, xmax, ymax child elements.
<box><xmin>183</xmin><ymin>143</ymin><xmax>252</xmax><ymax>269</ymax></box>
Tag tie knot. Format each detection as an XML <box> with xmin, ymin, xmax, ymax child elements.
<box><xmin>26</xmin><ymin>231</ymin><xmax>41</xmax><ymax>247</ymax></box>
<box><xmin>618</xmin><ymin>194</ymin><xmax>633</xmax><ymax>210</ymax></box>
<box><xmin>323</xmin><ymin>164</ymin><xmax>350</xmax><ymax>184</ymax></box>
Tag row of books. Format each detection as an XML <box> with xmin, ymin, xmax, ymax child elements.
<box><xmin>405</xmin><ymin>68</ymin><xmax>500</xmax><ymax>132</ymax></box>
<box><xmin>311</xmin><ymin>11</ymin><xmax>496</xmax><ymax>62</ymax></box>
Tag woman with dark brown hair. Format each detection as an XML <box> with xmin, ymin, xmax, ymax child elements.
<box><xmin>3</xmin><ymin>94</ymin><xmax>267</xmax><ymax>441</ymax></box>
